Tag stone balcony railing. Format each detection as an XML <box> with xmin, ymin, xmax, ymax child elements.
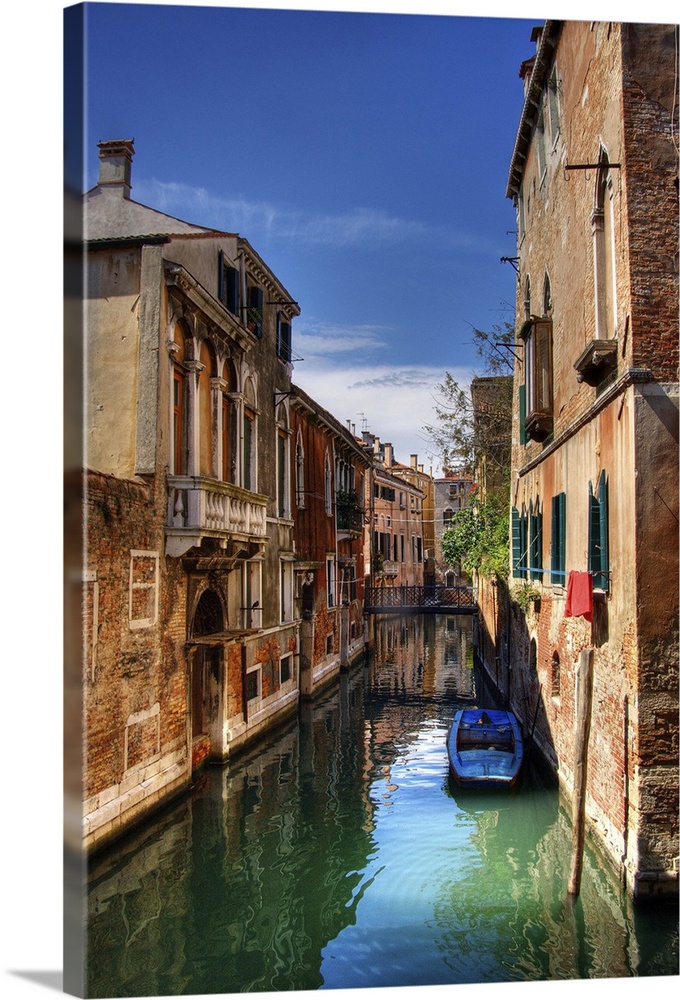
<box><xmin>166</xmin><ymin>475</ymin><xmax>268</xmax><ymax>558</ymax></box>
<box><xmin>382</xmin><ymin>561</ymin><xmax>400</xmax><ymax>577</ymax></box>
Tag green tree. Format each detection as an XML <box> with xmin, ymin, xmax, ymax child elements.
<box><xmin>441</xmin><ymin>486</ymin><xmax>510</xmax><ymax>580</ymax></box>
<box><xmin>427</xmin><ymin>314</ymin><xmax>515</xmax><ymax>581</ymax></box>
<box><xmin>424</xmin><ymin>319</ymin><xmax>514</xmax><ymax>478</ymax></box>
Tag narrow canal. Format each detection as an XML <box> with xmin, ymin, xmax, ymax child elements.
<box><xmin>86</xmin><ymin>615</ymin><xmax>678</xmax><ymax>996</ymax></box>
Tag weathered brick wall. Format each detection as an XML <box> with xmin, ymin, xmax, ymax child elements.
<box><xmin>84</xmin><ymin>470</ymin><xmax>189</xmax><ymax>800</ymax></box>
<box><xmin>620</xmin><ymin>23</ymin><xmax>679</xmax><ymax>379</ymax></box>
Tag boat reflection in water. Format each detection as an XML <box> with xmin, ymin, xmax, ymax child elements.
<box><xmin>85</xmin><ymin>615</ymin><xmax>678</xmax><ymax>997</ymax></box>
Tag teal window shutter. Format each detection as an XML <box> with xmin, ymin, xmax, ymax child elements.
<box><xmin>596</xmin><ymin>470</ymin><xmax>609</xmax><ymax>591</ymax></box>
<box><xmin>588</xmin><ymin>480</ymin><xmax>602</xmax><ymax>586</ymax></box>
<box><xmin>530</xmin><ymin>500</ymin><xmax>543</xmax><ymax>581</ymax></box>
<box><xmin>511</xmin><ymin>507</ymin><xmax>521</xmax><ymax>577</ymax></box>
<box><xmin>551</xmin><ymin>492</ymin><xmax>566</xmax><ymax>583</ymax></box>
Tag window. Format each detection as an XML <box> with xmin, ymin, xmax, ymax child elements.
<box><xmin>520</xmin><ymin>317</ymin><xmax>553</xmax><ymax>441</ymax></box>
<box><xmin>417</xmin><ymin>537</ymin><xmax>423</xmax><ymax>563</ymax></box>
<box><xmin>588</xmin><ymin>470</ymin><xmax>609</xmax><ymax>591</ymax></box>
<box><xmin>523</xmin><ymin>276</ymin><xmax>531</xmax><ymax>321</ymax></box>
<box><xmin>245</xmin><ymin>669</ymin><xmax>259</xmax><ymax>702</ymax></box>
<box><xmin>326</xmin><ymin>556</ymin><xmax>336</xmax><ymax>609</ymax></box>
<box><xmin>277</xmin><ymin>313</ymin><xmax>292</xmax><ymax>362</ymax></box>
<box><xmin>218</xmin><ymin>251</ymin><xmax>240</xmax><ymax>316</ymax></box>
<box><xmin>280</xmin><ymin>560</ymin><xmax>294</xmax><ymax>622</ymax></box>
<box><xmin>324</xmin><ymin>451</ymin><xmax>332</xmax><ymax>516</ymax></box>
<box><xmin>517</xmin><ymin>185</ymin><xmax>525</xmax><ymax>242</ymax></box>
<box><xmin>173</xmin><ymin>365</ymin><xmax>186</xmax><ymax>474</ymax></box>
<box><xmin>547</xmin><ymin>67</ymin><xmax>560</xmax><ymax>144</ymax></box>
<box><xmin>247</xmin><ymin>283</ymin><xmax>263</xmax><ymax>338</ymax></box>
<box><xmin>280</xmin><ymin>653</ymin><xmax>293</xmax><ymax>685</ymax></box>
<box><xmin>276</xmin><ymin>404</ymin><xmax>290</xmax><ymax>519</ymax></box>
<box><xmin>550</xmin><ymin>651</ymin><xmax>561</xmax><ymax>697</ymax></box>
<box><xmin>401</xmin><ymin>534</ymin><xmax>405</xmax><ymax>563</ymax></box>
<box><xmin>536</xmin><ymin>111</ymin><xmax>547</xmax><ymax>180</ymax></box>
<box><xmin>550</xmin><ymin>492</ymin><xmax>566</xmax><ymax>584</ymax></box>
<box><xmin>295</xmin><ymin>434</ymin><xmax>305</xmax><ymax>509</ymax></box>
<box><xmin>511</xmin><ymin>506</ymin><xmax>528</xmax><ymax>579</ymax></box>
<box><xmin>443</xmin><ymin>507</ymin><xmax>453</xmax><ymax>527</ymax></box>
<box><xmin>242</xmin><ymin>376</ymin><xmax>257</xmax><ymax>492</ymax></box>
<box><xmin>129</xmin><ymin>551</ymin><xmax>159</xmax><ymax>629</ymax></box>
<box><xmin>593</xmin><ymin>151</ymin><xmax>618</xmax><ymax>342</ymax></box>
<box><xmin>529</xmin><ymin>499</ymin><xmax>543</xmax><ymax>581</ymax></box>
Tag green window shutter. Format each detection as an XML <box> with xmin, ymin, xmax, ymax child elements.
<box><xmin>597</xmin><ymin>470</ymin><xmax>609</xmax><ymax>591</ymax></box>
<box><xmin>551</xmin><ymin>492</ymin><xmax>566</xmax><ymax>583</ymax></box>
<box><xmin>519</xmin><ymin>384</ymin><xmax>527</xmax><ymax>445</ymax></box>
<box><xmin>530</xmin><ymin>501</ymin><xmax>543</xmax><ymax>581</ymax></box>
<box><xmin>519</xmin><ymin>509</ymin><xmax>528</xmax><ymax>579</ymax></box>
<box><xmin>588</xmin><ymin>481</ymin><xmax>602</xmax><ymax>584</ymax></box>
<box><xmin>511</xmin><ymin>506</ymin><xmax>521</xmax><ymax>577</ymax></box>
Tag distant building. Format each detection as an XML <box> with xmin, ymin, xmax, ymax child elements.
<box><xmin>500</xmin><ymin>21</ymin><xmax>678</xmax><ymax>900</ymax></box>
<box><xmin>432</xmin><ymin>471</ymin><xmax>475</xmax><ymax>585</ymax></box>
<box><xmin>290</xmin><ymin>384</ymin><xmax>370</xmax><ymax>696</ymax></box>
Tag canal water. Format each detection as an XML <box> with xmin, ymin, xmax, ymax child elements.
<box><xmin>86</xmin><ymin>615</ymin><xmax>678</xmax><ymax>997</ymax></box>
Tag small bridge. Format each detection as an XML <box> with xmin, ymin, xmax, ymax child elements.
<box><xmin>364</xmin><ymin>585</ymin><xmax>477</xmax><ymax>616</ymax></box>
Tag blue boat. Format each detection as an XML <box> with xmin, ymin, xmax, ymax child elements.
<box><xmin>447</xmin><ymin>708</ymin><xmax>524</xmax><ymax>789</ymax></box>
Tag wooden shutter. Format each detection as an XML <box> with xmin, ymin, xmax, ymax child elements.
<box><xmin>551</xmin><ymin>493</ymin><xmax>565</xmax><ymax>584</ymax></box>
<box><xmin>511</xmin><ymin>507</ymin><xmax>521</xmax><ymax>578</ymax></box>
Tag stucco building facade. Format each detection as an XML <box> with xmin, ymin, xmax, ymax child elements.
<box><xmin>79</xmin><ymin>140</ymin><xmax>303</xmax><ymax>852</ymax></box>
<box><xmin>491</xmin><ymin>21</ymin><xmax>678</xmax><ymax>900</ymax></box>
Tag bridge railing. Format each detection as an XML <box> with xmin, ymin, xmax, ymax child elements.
<box><xmin>364</xmin><ymin>585</ymin><xmax>477</xmax><ymax>613</ymax></box>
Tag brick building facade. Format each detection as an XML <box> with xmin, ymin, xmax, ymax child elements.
<box><xmin>290</xmin><ymin>385</ymin><xmax>371</xmax><ymax>696</ymax></box>
<box><xmin>479</xmin><ymin>21</ymin><xmax>678</xmax><ymax>900</ymax></box>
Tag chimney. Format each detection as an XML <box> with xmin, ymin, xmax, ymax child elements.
<box><xmin>384</xmin><ymin>443</ymin><xmax>394</xmax><ymax>467</ymax></box>
<box><xmin>410</xmin><ymin>454</ymin><xmax>418</xmax><ymax>469</ymax></box>
<box><xmin>97</xmin><ymin>139</ymin><xmax>135</xmax><ymax>198</ymax></box>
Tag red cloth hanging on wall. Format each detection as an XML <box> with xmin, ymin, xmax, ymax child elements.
<box><xmin>565</xmin><ymin>571</ymin><xmax>593</xmax><ymax>622</ymax></box>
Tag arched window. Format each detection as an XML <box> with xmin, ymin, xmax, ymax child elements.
<box><xmin>172</xmin><ymin>322</ymin><xmax>189</xmax><ymax>475</ymax></box>
<box><xmin>443</xmin><ymin>507</ymin><xmax>454</xmax><ymax>527</ymax></box>
<box><xmin>295</xmin><ymin>432</ymin><xmax>305</xmax><ymax>509</ymax></box>
<box><xmin>276</xmin><ymin>402</ymin><xmax>290</xmax><ymax>519</ymax></box>
<box><xmin>242</xmin><ymin>376</ymin><xmax>257</xmax><ymax>492</ymax></box>
<box><xmin>551</xmin><ymin>651</ymin><xmax>561</xmax><ymax>697</ymax></box>
<box><xmin>221</xmin><ymin>360</ymin><xmax>237</xmax><ymax>484</ymax></box>
<box><xmin>524</xmin><ymin>275</ymin><xmax>531</xmax><ymax>320</ymax></box>
<box><xmin>593</xmin><ymin>149</ymin><xmax>617</xmax><ymax>340</ymax></box>
<box><xmin>543</xmin><ymin>272</ymin><xmax>552</xmax><ymax>316</ymax></box>
<box><xmin>198</xmin><ymin>340</ymin><xmax>216</xmax><ymax>477</ymax></box>
<box><xmin>324</xmin><ymin>450</ymin><xmax>332</xmax><ymax>516</ymax></box>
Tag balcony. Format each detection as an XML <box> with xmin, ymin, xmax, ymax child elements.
<box><xmin>383</xmin><ymin>561</ymin><xmax>400</xmax><ymax>578</ymax></box>
<box><xmin>336</xmin><ymin>491</ymin><xmax>364</xmax><ymax>538</ymax></box>
<box><xmin>166</xmin><ymin>475</ymin><xmax>268</xmax><ymax>559</ymax></box>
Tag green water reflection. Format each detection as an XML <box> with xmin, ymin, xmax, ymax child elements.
<box><xmin>86</xmin><ymin>615</ymin><xmax>678</xmax><ymax>996</ymax></box>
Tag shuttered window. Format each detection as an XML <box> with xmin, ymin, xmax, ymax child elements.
<box><xmin>529</xmin><ymin>500</ymin><xmax>543</xmax><ymax>581</ymax></box>
<box><xmin>277</xmin><ymin>313</ymin><xmax>292</xmax><ymax>362</ymax></box>
<box><xmin>511</xmin><ymin>506</ymin><xmax>528</xmax><ymax>579</ymax></box>
<box><xmin>550</xmin><ymin>492</ymin><xmax>566</xmax><ymax>584</ymax></box>
<box><xmin>247</xmin><ymin>284</ymin><xmax>263</xmax><ymax>338</ymax></box>
<box><xmin>588</xmin><ymin>471</ymin><xmax>609</xmax><ymax>591</ymax></box>
<box><xmin>218</xmin><ymin>250</ymin><xmax>240</xmax><ymax>316</ymax></box>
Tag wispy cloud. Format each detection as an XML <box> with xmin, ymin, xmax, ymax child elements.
<box><xmin>134</xmin><ymin>178</ymin><xmax>486</xmax><ymax>252</ymax></box>
<box><xmin>295</xmin><ymin>322</ymin><xmax>391</xmax><ymax>357</ymax></box>
<box><xmin>293</xmin><ymin>357</ymin><xmax>470</xmax><ymax>474</ymax></box>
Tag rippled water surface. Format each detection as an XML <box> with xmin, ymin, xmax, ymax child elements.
<box><xmin>86</xmin><ymin>615</ymin><xmax>678</xmax><ymax>996</ymax></box>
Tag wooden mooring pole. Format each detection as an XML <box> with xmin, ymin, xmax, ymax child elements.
<box><xmin>568</xmin><ymin>648</ymin><xmax>594</xmax><ymax>897</ymax></box>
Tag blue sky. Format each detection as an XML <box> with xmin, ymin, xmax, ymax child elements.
<box><xmin>76</xmin><ymin>1</ymin><xmax>540</xmax><ymax>470</ymax></box>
